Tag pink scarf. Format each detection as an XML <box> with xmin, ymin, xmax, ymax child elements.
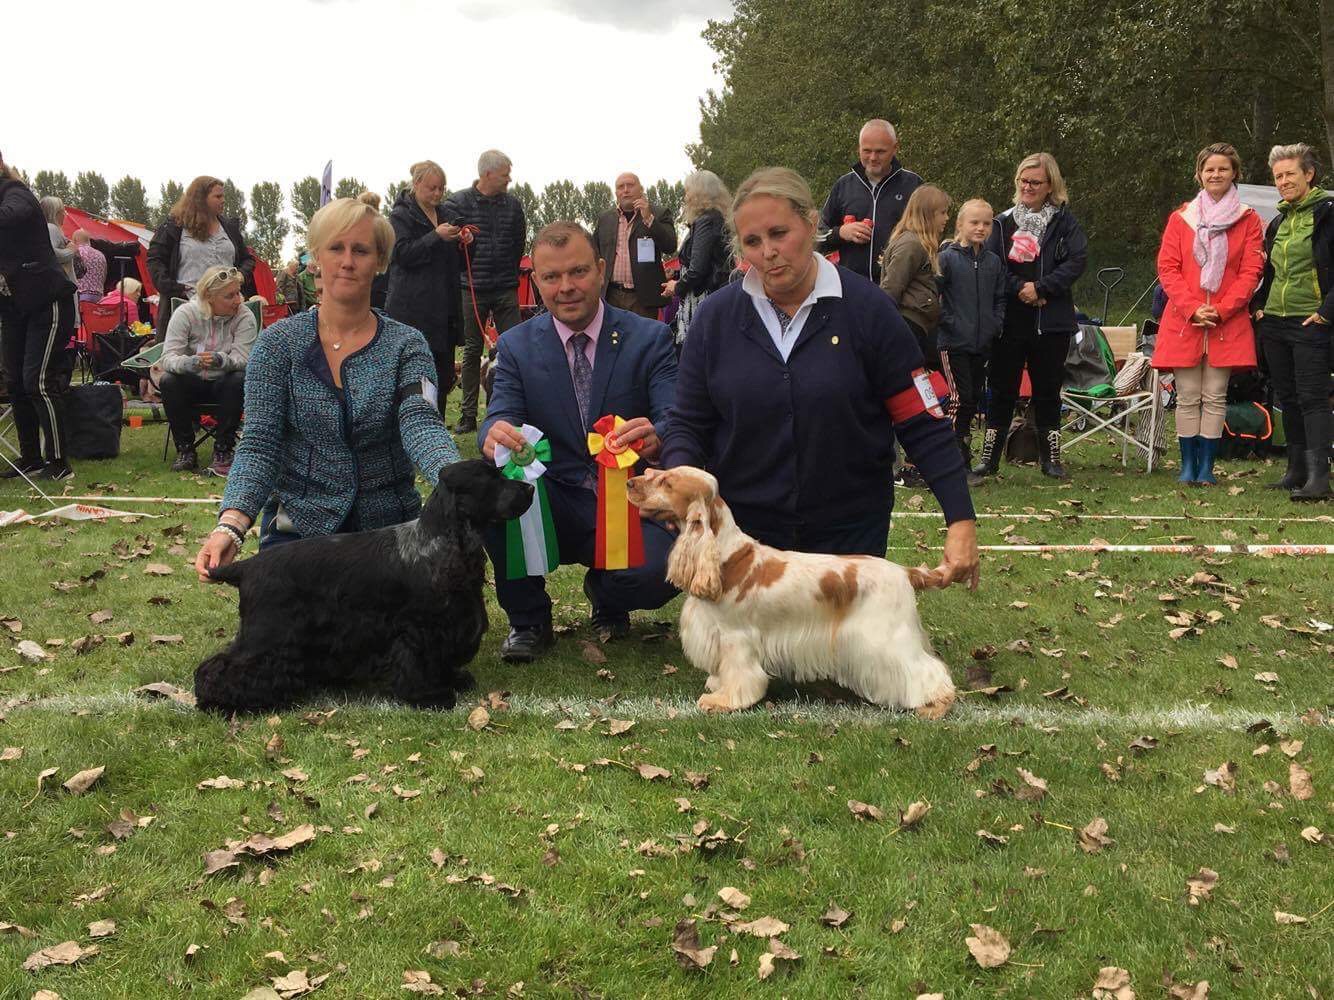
<box><xmin>1191</xmin><ymin>186</ymin><xmax>1244</xmax><ymax>294</ymax></box>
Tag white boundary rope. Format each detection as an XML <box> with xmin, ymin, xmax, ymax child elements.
<box><xmin>0</xmin><ymin>494</ymin><xmax>218</xmax><ymax>505</ymax></box>
<box><xmin>889</xmin><ymin>543</ymin><xmax>1334</xmax><ymax>555</ymax></box>
<box><xmin>893</xmin><ymin>511</ymin><xmax>1333</xmax><ymax>523</ymax></box>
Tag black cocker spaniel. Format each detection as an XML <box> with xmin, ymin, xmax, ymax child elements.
<box><xmin>194</xmin><ymin>460</ymin><xmax>533</xmax><ymax>714</ymax></box>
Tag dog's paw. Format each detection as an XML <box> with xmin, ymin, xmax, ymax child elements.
<box><xmin>703</xmin><ymin>674</ymin><xmax>721</xmax><ymax>693</ymax></box>
<box><xmin>697</xmin><ymin>691</ymin><xmax>737</xmax><ymax>714</ymax></box>
<box><xmin>914</xmin><ymin>687</ymin><xmax>956</xmax><ymax>721</ymax></box>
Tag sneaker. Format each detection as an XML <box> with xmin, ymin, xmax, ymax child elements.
<box><xmin>0</xmin><ymin>458</ymin><xmax>44</xmax><ymax>480</ymax></box>
<box><xmin>35</xmin><ymin>460</ymin><xmax>74</xmax><ymax>482</ymax></box>
<box><xmin>898</xmin><ymin>465</ymin><xmax>928</xmax><ymax>488</ymax></box>
<box><xmin>171</xmin><ymin>449</ymin><xmax>198</xmax><ymax>472</ymax></box>
<box><xmin>209</xmin><ymin>448</ymin><xmax>234</xmax><ymax>478</ymax></box>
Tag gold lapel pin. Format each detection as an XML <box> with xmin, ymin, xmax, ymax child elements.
<box><xmin>831</xmin><ymin>335</ymin><xmax>840</xmax><ymax>345</ymax></box>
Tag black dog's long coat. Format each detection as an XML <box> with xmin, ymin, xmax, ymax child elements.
<box><xmin>194</xmin><ymin>460</ymin><xmax>533</xmax><ymax>714</ymax></box>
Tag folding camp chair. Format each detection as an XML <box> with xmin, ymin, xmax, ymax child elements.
<box><xmin>1059</xmin><ymin>324</ymin><xmax>1165</xmax><ymax>471</ymax></box>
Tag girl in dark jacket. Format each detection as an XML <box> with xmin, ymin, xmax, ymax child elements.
<box><xmin>0</xmin><ymin>154</ymin><xmax>78</xmax><ymax>482</ymax></box>
<box><xmin>663</xmin><ymin>170</ymin><xmax>733</xmax><ymax>351</ymax></box>
<box><xmin>385</xmin><ymin>161</ymin><xmax>466</xmax><ymax>397</ymax></box>
<box><xmin>147</xmin><ymin>176</ymin><xmax>256</xmax><ymax>335</ymax></box>
<box><xmin>938</xmin><ymin>198</ymin><xmax>1007</xmax><ymax>480</ymax></box>
<box><xmin>974</xmin><ymin>152</ymin><xmax>1088</xmax><ymax>480</ymax></box>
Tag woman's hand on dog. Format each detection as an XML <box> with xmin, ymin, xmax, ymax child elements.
<box><xmin>934</xmin><ymin>519</ymin><xmax>980</xmax><ymax>591</ymax></box>
<box><xmin>195</xmin><ymin>531</ymin><xmax>237</xmax><ymax>582</ymax></box>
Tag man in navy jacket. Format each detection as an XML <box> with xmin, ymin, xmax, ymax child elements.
<box><xmin>481</xmin><ymin>222</ymin><xmax>679</xmax><ymax>661</ymax></box>
<box><xmin>818</xmin><ymin>119</ymin><xmax>923</xmax><ymax>285</ymax></box>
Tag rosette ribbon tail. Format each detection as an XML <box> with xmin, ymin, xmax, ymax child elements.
<box><xmin>494</xmin><ymin>425</ymin><xmax>559</xmax><ymax>580</ymax></box>
<box><xmin>587</xmin><ymin>414</ymin><xmax>645</xmax><ymax>570</ymax></box>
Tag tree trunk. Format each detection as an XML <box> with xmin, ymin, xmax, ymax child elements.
<box><xmin>1252</xmin><ymin>87</ymin><xmax>1276</xmax><ymax>181</ymax></box>
<box><xmin>1323</xmin><ymin>0</ymin><xmax>1334</xmax><ymax>172</ymax></box>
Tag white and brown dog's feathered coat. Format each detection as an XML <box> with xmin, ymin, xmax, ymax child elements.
<box><xmin>628</xmin><ymin>467</ymin><xmax>955</xmax><ymax>718</ymax></box>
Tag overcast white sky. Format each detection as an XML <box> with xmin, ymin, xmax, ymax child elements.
<box><xmin>5</xmin><ymin>0</ymin><xmax>731</xmax><ymax>212</ymax></box>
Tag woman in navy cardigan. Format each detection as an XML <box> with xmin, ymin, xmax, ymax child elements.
<box><xmin>193</xmin><ymin>199</ymin><xmax>460</xmax><ymax>578</ymax></box>
<box><xmin>660</xmin><ymin>167</ymin><xmax>979</xmax><ymax>586</ymax></box>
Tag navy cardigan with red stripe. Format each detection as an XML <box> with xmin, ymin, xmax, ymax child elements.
<box><xmin>660</xmin><ymin>265</ymin><xmax>974</xmax><ymax>535</ymax></box>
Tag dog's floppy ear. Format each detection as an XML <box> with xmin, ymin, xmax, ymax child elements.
<box><xmin>666</xmin><ymin>486</ymin><xmax>721</xmax><ymax>601</ymax></box>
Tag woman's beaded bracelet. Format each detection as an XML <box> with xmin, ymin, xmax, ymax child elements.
<box><xmin>212</xmin><ymin>523</ymin><xmax>245</xmax><ymax>550</ymax></box>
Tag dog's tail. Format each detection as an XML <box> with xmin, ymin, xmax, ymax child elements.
<box><xmin>906</xmin><ymin>565</ymin><xmax>947</xmax><ymax>591</ymax></box>
<box><xmin>208</xmin><ymin>561</ymin><xmax>246</xmax><ymax>587</ymax></box>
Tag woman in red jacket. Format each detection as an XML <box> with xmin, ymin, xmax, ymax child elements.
<box><xmin>1152</xmin><ymin>143</ymin><xmax>1265</xmax><ymax>484</ymax></box>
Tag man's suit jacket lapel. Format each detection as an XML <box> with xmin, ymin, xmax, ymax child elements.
<box><xmin>533</xmin><ymin>315</ymin><xmax>585</xmax><ymax>443</ymax></box>
<box><xmin>586</xmin><ymin>307</ymin><xmax>624</xmax><ymax>423</ymax></box>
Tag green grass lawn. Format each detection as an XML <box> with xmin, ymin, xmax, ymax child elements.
<box><xmin>0</xmin><ymin>403</ymin><xmax>1330</xmax><ymax>999</ymax></box>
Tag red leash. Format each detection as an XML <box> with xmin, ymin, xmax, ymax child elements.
<box><xmin>460</xmin><ymin>227</ymin><xmax>498</xmax><ymax>348</ymax></box>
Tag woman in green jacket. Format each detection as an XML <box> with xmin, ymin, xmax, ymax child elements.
<box><xmin>1253</xmin><ymin>143</ymin><xmax>1333</xmax><ymax>501</ymax></box>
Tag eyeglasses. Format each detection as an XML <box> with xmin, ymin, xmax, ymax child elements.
<box><xmin>1018</xmin><ymin>179</ymin><xmax>1049</xmax><ymax>189</ymax></box>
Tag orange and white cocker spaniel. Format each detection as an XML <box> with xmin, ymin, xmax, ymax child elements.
<box><xmin>627</xmin><ymin>466</ymin><xmax>956</xmax><ymax>719</ymax></box>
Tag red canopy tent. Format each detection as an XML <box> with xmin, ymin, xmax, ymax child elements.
<box><xmin>60</xmin><ymin>207</ymin><xmax>156</xmax><ymax>296</ymax></box>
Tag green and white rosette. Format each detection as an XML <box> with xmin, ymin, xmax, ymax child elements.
<box><xmin>495</xmin><ymin>424</ymin><xmax>560</xmax><ymax>580</ymax></box>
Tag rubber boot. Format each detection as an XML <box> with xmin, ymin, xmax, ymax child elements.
<box><xmin>1290</xmin><ymin>450</ymin><xmax>1330</xmax><ymax>501</ymax></box>
<box><xmin>1039</xmin><ymin>427</ymin><xmax>1067</xmax><ymax>479</ymax></box>
<box><xmin>1194</xmin><ymin>437</ymin><xmax>1218</xmax><ymax>485</ymax></box>
<box><xmin>1177</xmin><ymin>436</ymin><xmax>1198</xmax><ymax>484</ymax></box>
<box><xmin>1266</xmin><ymin>446</ymin><xmax>1306</xmax><ymax>490</ymax></box>
<box><xmin>971</xmin><ymin>427</ymin><xmax>1006</xmax><ymax>479</ymax></box>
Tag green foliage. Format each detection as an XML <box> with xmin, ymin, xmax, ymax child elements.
<box><xmin>30</xmin><ymin>170</ymin><xmax>72</xmax><ymax>204</ymax></box>
<box><xmin>221</xmin><ymin>179</ymin><xmax>247</xmax><ymax>230</ymax></box>
<box><xmin>690</xmin><ymin>0</ymin><xmax>1328</xmax><ymax>252</ymax></box>
<box><xmin>384</xmin><ymin>180</ymin><xmax>409</xmax><ymax>216</ymax></box>
<box><xmin>579</xmin><ymin>181</ymin><xmax>613</xmax><ymax>225</ymax></box>
<box><xmin>290</xmin><ymin>176</ymin><xmax>322</xmax><ymax>239</ymax></box>
<box><xmin>511</xmin><ymin>181</ymin><xmax>542</xmax><ymax>243</ymax></box>
<box><xmin>69</xmin><ymin>171</ymin><xmax>109</xmax><ymax>217</ymax></box>
<box><xmin>108</xmin><ymin>176</ymin><xmax>150</xmax><ymax>223</ymax></box>
<box><xmin>248</xmin><ymin>181</ymin><xmax>289</xmax><ymax>266</ymax></box>
<box><xmin>334</xmin><ymin>176</ymin><xmax>367</xmax><ymax>200</ymax></box>
<box><xmin>150</xmin><ymin>180</ymin><xmax>184</xmax><ymax>228</ymax></box>
<box><xmin>539</xmin><ymin>179</ymin><xmax>583</xmax><ymax>228</ymax></box>
<box><xmin>647</xmin><ymin>179</ymin><xmax>685</xmax><ymax>224</ymax></box>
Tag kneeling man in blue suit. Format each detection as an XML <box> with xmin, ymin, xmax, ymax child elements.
<box><xmin>480</xmin><ymin>221</ymin><xmax>679</xmax><ymax>662</ymax></box>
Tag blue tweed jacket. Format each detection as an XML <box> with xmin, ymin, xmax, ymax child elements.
<box><xmin>221</xmin><ymin>309</ymin><xmax>460</xmax><ymax>538</ymax></box>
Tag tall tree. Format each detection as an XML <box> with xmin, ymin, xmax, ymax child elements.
<box><xmin>334</xmin><ymin>176</ymin><xmax>367</xmax><ymax>200</ymax></box>
<box><xmin>222</xmin><ymin>178</ymin><xmax>248</xmax><ymax>229</ymax></box>
<box><xmin>248</xmin><ymin>182</ymin><xmax>290</xmax><ymax>265</ymax></box>
<box><xmin>151</xmin><ymin>180</ymin><xmax>184</xmax><ymax>227</ymax></box>
<box><xmin>384</xmin><ymin>180</ymin><xmax>409</xmax><ymax>216</ymax></box>
<box><xmin>539</xmin><ymin>180</ymin><xmax>583</xmax><ymax>227</ymax></box>
<box><xmin>579</xmin><ymin>181</ymin><xmax>613</xmax><ymax>226</ymax></box>
<box><xmin>31</xmin><ymin>170</ymin><xmax>72</xmax><ymax>204</ymax></box>
<box><xmin>511</xmin><ymin>182</ymin><xmax>542</xmax><ymax>243</ymax></box>
<box><xmin>109</xmin><ymin>176</ymin><xmax>151</xmax><ymax>222</ymax></box>
<box><xmin>70</xmin><ymin>171</ymin><xmax>110</xmax><ymax>216</ymax></box>
<box><xmin>646</xmin><ymin>180</ymin><xmax>684</xmax><ymax>226</ymax></box>
<box><xmin>290</xmin><ymin>176</ymin><xmax>322</xmax><ymax>239</ymax></box>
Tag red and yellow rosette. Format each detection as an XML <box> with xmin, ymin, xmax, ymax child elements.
<box><xmin>587</xmin><ymin>414</ymin><xmax>645</xmax><ymax>570</ymax></box>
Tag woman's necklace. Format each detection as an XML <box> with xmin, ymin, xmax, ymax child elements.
<box><xmin>324</xmin><ymin>313</ymin><xmax>372</xmax><ymax>352</ymax></box>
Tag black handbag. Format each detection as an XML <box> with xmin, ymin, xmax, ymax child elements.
<box><xmin>66</xmin><ymin>383</ymin><xmax>123</xmax><ymax>459</ymax></box>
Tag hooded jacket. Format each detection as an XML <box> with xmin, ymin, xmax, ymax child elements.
<box><xmin>818</xmin><ymin>159</ymin><xmax>923</xmax><ymax>283</ymax></box>
<box><xmin>159</xmin><ymin>298</ymin><xmax>258</xmax><ymax>379</ymax></box>
<box><xmin>441</xmin><ymin>184</ymin><xmax>526</xmax><ymax>292</ymax></box>
<box><xmin>385</xmin><ymin>188</ymin><xmax>462</xmax><ymax>353</ymax></box>
<box><xmin>937</xmin><ymin>241</ymin><xmax>1007</xmax><ymax>354</ymax></box>
<box><xmin>878</xmin><ymin>232</ymin><xmax>940</xmax><ymax>333</ymax></box>
<box><xmin>986</xmin><ymin>205</ymin><xmax>1088</xmax><ymax>336</ymax></box>
<box><xmin>1254</xmin><ymin>188</ymin><xmax>1334</xmax><ymax>321</ymax></box>
<box><xmin>0</xmin><ymin>178</ymin><xmax>76</xmax><ymax>314</ymax></box>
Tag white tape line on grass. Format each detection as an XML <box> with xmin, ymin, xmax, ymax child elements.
<box><xmin>6</xmin><ymin>691</ymin><xmax>1309</xmax><ymax>732</ymax></box>
<box><xmin>893</xmin><ymin>512</ymin><xmax>1334</xmax><ymax>523</ymax></box>
<box><xmin>890</xmin><ymin>544</ymin><xmax>1334</xmax><ymax>555</ymax></box>
<box><xmin>0</xmin><ymin>494</ymin><xmax>220</xmax><ymax>506</ymax></box>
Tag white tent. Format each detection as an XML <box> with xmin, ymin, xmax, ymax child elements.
<box><xmin>1238</xmin><ymin>183</ymin><xmax>1280</xmax><ymax>223</ymax></box>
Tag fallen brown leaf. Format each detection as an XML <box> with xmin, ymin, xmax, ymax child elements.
<box><xmin>1078</xmin><ymin>817</ymin><xmax>1115</xmax><ymax>854</ymax></box>
<box><xmin>466</xmin><ymin>706</ymin><xmax>490</xmax><ymax>731</ymax></box>
<box><xmin>87</xmin><ymin>919</ymin><xmax>116</xmax><ymax>938</ymax></box>
<box><xmin>899</xmin><ymin>800</ymin><xmax>931</xmax><ymax>828</ymax></box>
<box><xmin>733</xmin><ymin>915</ymin><xmax>790</xmax><ymax>938</ymax></box>
<box><xmin>1289</xmin><ymin>762</ymin><xmax>1314</xmax><ymax>801</ymax></box>
<box><xmin>133</xmin><ymin>681</ymin><xmax>196</xmax><ymax>706</ymax></box>
<box><xmin>142</xmin><ymin>563</ymin><xmax>173</xmax><ymax>576</ymax></box>
<box><xmin>636</xmin><ymin>763</ymin><xmax>671</xmax><ymax>781</ymax></box>
<box><xmin>821</xmin><ymin>902</ymin><xmax>852</xmax><ymax>928</ymax></box>
<box><xmin>402</xmin><ymin>969</ymin><xmax>446</xmax><ymax>994</ymax></box>
<box><xmin>1274</xmin><ymin>910</ymin><xmax>1308</xmax><ymax>925</ymax></box>
<box><xmin>965</xmin><ymin>923</ymin><xmax>1010</xmax><ymax>968</ymax></box>
<box><xmin>717</xmin><ymin>887</ymin><xmax>750</xmax><ymax>910</ymax></box>
<box><xmin>197</xmin><ymin>775</ymin><xmax>246</xmax><ymax>791</ymax></box>
<box><xmin>62</xmin><ymin>766</ymin><xmax>105</xmax><ymax>795</ymax></box>
<box><xmin>1203</xmin><ymin>761</ymin><xmax>1236</xmax><ymax>794</ymax></box>
<box><xmin>1015</xmin><ymin>768</ymin><xmax>1048</xmax><ymax>801</ymax></box>
<box><xmin>1186</xmin><ymin>867</ymin><xmax>1218</xmax><ymax>906</ymax></box>
<box><xmin>847</xmin><ymin>799</ymin><xmax>884</xmax><ymax>822</ymax></box>
<box><xmin>1092</xmin><ymin>965</ymin><xmax>1135</xmax><ymax>1000</ymax></box>
<box><xmin>671</xmin><ymin>918</ymin><xmax>717</xmax><ymax>971</ymax></box>
<box><xmin>22</xmin><ymin>940</ymin><xmax>99</xmax><ymax>971</ymax></box>
<box><xmin>757</xmin><ymin>937</ymin><xmax>800</xmax><ymax>980</ymax></box>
